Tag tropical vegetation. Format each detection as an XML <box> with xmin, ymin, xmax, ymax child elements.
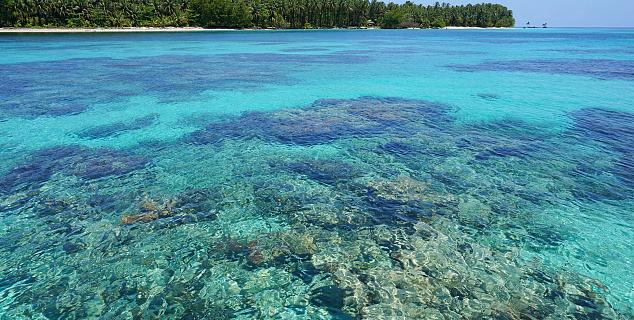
<box><xmin>0</xmin><ymin>0</ymin><xmax>515</xmax><ymax>29</ymax></box>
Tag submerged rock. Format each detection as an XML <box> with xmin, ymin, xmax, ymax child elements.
<box><xmin>62</xmin><ymin>241</ymin><xmax>85</xmax><ymax>254</ymax></box>
<box><xmin>120</xmin><ymin>190</ymin><xmax>218</xmax><ymax>226</ymax></box>
<box><xmin>309</xmin><ymin>285</ymin><xmax>352</xmax><ymax>317</ymax></box>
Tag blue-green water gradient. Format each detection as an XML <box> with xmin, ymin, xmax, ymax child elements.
<box><xmin>0</xmin><ymin>29</ymin><xmax>633</xmax><ymax>319</ymax></box>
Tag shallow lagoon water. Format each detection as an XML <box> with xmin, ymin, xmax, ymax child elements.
<box><xmin>0</xmin><ymin>29</ymin><xmax>633</xmax><ymax>319</ymax></box>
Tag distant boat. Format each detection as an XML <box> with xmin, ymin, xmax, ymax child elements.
<box><xmin>524</xmin><ymin>21</ymin><xmax>543</xmax><ymax>29</ymax></box>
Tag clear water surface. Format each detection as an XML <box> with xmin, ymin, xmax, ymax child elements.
<box><xmin>0</xmin><ymin>28</ymin><xmax>633</xmax><ymax>319</ymax></box>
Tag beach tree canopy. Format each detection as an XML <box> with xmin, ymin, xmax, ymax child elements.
<box><xmin>0</xmin><ymin>0</ymin><xmax>515</xmax><ymax>29</ymax></box>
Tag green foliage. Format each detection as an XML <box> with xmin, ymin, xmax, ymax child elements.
<box><xmin>382</xmin><ymin>10</ymin><xmax>404</xmax><ymax>29</ymax></box>
<box><xmin>0</xmin><ymin>0</ymin><xmax>515</xmax><ymax>29</ymax></box>
<box><xmin>431</xmin><ymin>17</ymin><xmax>446</xmax><ymax>28</ymax></box>
<box><xmin>0</xmin><ymin>0</ymin><xmax>13</xmax><ymax>27</ymax></box>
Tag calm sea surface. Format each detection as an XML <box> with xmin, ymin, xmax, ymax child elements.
<box><xmin>0</xmin><ymin>29</ymin><xmax>633</xmax><ymax>319</ymax></box>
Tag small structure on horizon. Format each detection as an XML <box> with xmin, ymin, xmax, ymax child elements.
<box><xmin>524</xmin><ymin>21</ymin><xmax>546</xmax><ymax>29</ymax></box>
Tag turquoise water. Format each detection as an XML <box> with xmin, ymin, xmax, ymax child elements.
<box><xmin>1</xmin><ymin>28</ymin><xmax>633</xmax><ymax>319</ymax></box>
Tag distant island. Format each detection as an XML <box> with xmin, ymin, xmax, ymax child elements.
<box><xmin>0</xmin><ymin>1</ymin><xmax>515</xmax><ymax>30</ymax></box>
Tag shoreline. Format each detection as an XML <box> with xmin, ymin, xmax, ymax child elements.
<box><xmin>0</xmin><ymin>26</ymin><xmax>514</xmax><ymax>33</ymax></box>
<box><xmin>0</xmin><ymin>27</ymin><xmax>211</xmax><ymax>33</ymax></box>
<box><xmin>442</xmin><ymin>26</ymin><xmax>512</xmax><ymax>30</ymax></box>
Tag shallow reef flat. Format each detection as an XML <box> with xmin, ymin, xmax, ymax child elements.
<box><xmin>0</xmin><ymin>95</ymin><xmax>632</xmax><ymax>319</ymax></box>
<box><xmin>449</xmin><ymin>58</ymin><xmax>634</xmax><ymax>81</ymax></box>
<box><xmin>0</xmin><ymin>52</ymin><xmax>372</xmax><ymax>120</ymax></box>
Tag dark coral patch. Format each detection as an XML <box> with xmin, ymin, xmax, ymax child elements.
<box><xmin>365</xmin><ymin>196</ymin><xmax>437</xmax><ymax>225</ymax></box>
<box><xmin>1</xmin><ymin>51</ymin><xmax>369</xmax><ymax>118</ymax></box>
<box><xmin>544</xmin><ymin>48</ymin><xmax>634</xmax><ymax>55</ymax></box>
<box><xmin>72</xmin><ymin>152</ymin><xmax>147</xmax><ymax>180</ymax></box>
<box><xmin>449</xmin><ymin>59</ymin><xmax>634</xmax><ymax>81</ymax></box>
<box><xmin>569</xmin><ymin>108</ymin><xmax>634</xmax><ymax>191</ymax></box>
<box><xmin>570</xmin><ymin>108</ymin><xmax>634</xmax><ymax>155</ymax></box>
<box><xmin>218</xmin><ymin>52</ymin><xmax>370</xmax><ymax>65</ymax></box>
<box><xmin>252</xmin><ymin>182</ymin><xmax>308</xmax><ymax>217</ymax></box>
<box><xmin>337</xmin><ymin>49</ymin><xmax>374</xmax><ymax>55</ymax></box>
<box><xmin>280</xmin><ymin>47</ymin><xmax>331</xmax><ymax>53</ymax></box>
<box><xmin>476</xmin><ymin>93</ymin><xmax>501</xmax><ymax>101</ymax></box>
<box><xmin>379</xmin><ymin>140</ymin><xmax>421</xmax><ymax>157</ymax></box>
<box><xmin>379</xmin><ymin>139</ymin><xmax>455</xmax><ymax>159</ymax></box>
<box><xmin>336</xmin><ymin>96</ymin><xmax>452</xmax><ymax>129</ymax></box>
<box><xmin>254</xmin><ymin>41</ymin><xmax>289</xmax><ymax>45</ymax></box>
<box><xmin>350</xmin><ymin>177</ymin><xmax>457</xmax><ymax>227</ymax></box>
<box><xmin>474</xmin><ymin>143</ymin><xmax>544</xmax><ymax>160</ymax></box>
<box><xmin>78</xmin><ymin>113</ymin><xmax>158</xmax><ymax>139</ymax></box>
<box><xmin>457</xmin><ymin>119</ymin><xmax>552</xmax><ymax>161</ymax></box>
<box><xmin>188</xmin><ymin>112</ymin><xmax>269</xmax><ymax>145</ymax></box>
<box><xmin>0</xmin><ymin>145</ymin><xmax>148</xmax><ymax>193</ymax></box>
<box><xmin>190</xmin><ymin>96</ymin><xmax>452</xmax><ymax>146</ymax></box>
<box><xmin>0</xmin><ymin>51</ymin><xmax>374</xmax><ymax>119</ymax></box>
<box><xmin>613</xmin><ymin>156</ymin><xmax>634</xmax><ymax>187</ymax></box>
<box><xmin>284</xmin><ymin>159</ymin><xmax>360</xmax><ymax>185</ymax></box>
<box><xmin>309</xmin><ymin>285</ymin><xmax>353</xmax><ymax>318</ymax></box>
<box><xmin>0</xmin><ymin>101</ymin><xmax>89</xmax><ymax>119</ymax></box>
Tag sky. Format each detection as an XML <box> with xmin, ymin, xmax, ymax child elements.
<box><xmin>396</xmin><ymin>0</ymin><xmax>634</xmax><ymax>27</ymax></box>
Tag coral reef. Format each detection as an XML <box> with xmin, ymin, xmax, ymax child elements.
<box><xmin>0</xmin><ymin>101</ymin><xmax>89</xmax><ymax>119</ymax></box>
<box><xmin>1</xmin><ymin>97</ymin><xmax>632</xmax><ymax>319</ymax></box>
<box><xmin>359</xmin><ymin>176</ymin><xmax>457</xmax><ymax>225</ymax></box>
<box><xmin>570</xmin><ymin>108</ymin><xmax>634</xmax><ymax>155</ymax></box>
<box><xmin>0</xmin><ymin>145</ymin><xmax>148</xmax><ymax>193</ymax></box>
<box><xmin>0</xmin><ymin>51</ymin><xmax>373</xmax><ymax>119</ymax></box>
<box><xmin>568</xmin><ymin>108</ymin><xmax>634</xmax><ymax>196</ymax></box>
<box><xmin>78</xmin><ymin>113</ymin><xmax>159</xmax><ymax>139</ymax></box>
<box><xmin>191</xmin><ymin>97</ymin><xmax>452</xmax><ymax>146</ymax></box>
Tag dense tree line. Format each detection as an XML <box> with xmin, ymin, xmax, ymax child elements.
<box><xmin>0</xmin><ymin>0</ymin><xmax>514</xmax><ymax>29</ymax></box>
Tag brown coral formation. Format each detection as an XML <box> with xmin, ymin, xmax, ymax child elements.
<box><xmin>366</xmin><ymin>176</ymin><xmax>453</xmax><ymax>204</ymax></box>
<box><xmin>120</xmin><ymin>198</ymin><xmax>176</xmax><ymax>225</ymax></box>
<box><xmin>213</xmin><ymin>230</ymin><xmax>319</xmax><ymax>269</ymax></box>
